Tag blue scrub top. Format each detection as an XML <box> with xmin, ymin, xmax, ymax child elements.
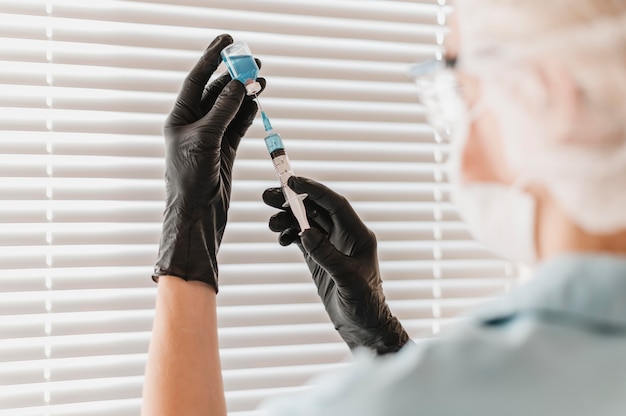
<box><xmin>261</xmin><ymin>254</ymin><xmax>626</xmax><ymax>415</ymax></box>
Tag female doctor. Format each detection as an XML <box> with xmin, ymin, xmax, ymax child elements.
<box><xmin>142</xmin><ymin>0</ymin><xmax>626</xmax><ymax>414</ymax></box>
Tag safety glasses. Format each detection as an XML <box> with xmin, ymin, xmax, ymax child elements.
<box><xmin>408</xmin><ymin>57</ymin><xmax>467</xmax><ymax>142</ymax></box>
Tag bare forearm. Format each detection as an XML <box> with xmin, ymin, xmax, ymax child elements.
<box><xmin>142</xmin><ymin>276</ymin><xmax>226</xmax><ymax>416</ymax></box>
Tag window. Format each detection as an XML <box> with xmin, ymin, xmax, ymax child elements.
<box><xmin>0</xmin><ymin>0</ymin><xmax>519</xmax><ymax>414</ymax></box>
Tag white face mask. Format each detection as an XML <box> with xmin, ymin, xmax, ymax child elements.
<box><xmin>451</xmin><ymin>181</ymin><xmax>538</xmax><ymax>265</ymax></box>
<box><xmin>446</xmin><ymin>97</ymin><xmax>539</xmax><ymax>266</ymax></box>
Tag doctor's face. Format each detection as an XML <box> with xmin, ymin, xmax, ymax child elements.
<box><xmin>444</xmin><ymin>17</ymin><xmax>516</xmax><ymax>187</ymax></box>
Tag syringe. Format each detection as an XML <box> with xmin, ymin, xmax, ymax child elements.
<box><xmin>255</xmin><ymin>97</ymin><xmax>310</xmax><ymax>231</ymax></box>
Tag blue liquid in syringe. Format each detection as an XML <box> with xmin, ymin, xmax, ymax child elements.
<box><xmin>225</xmin><ymin>55</ymin><xmax>259</xmax><ymax>84</ymax></box>
<box><xmin>261</xmin><ymin>111</ymin><xmax>286</xmax><ymax>154</ymax></box>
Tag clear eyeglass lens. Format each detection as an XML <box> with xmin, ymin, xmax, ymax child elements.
<box><xmin>411</xmin><ymin>62</ymin><xmax>466</xmax><ymax>142</ymax></box>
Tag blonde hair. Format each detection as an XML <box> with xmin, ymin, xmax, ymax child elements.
<box><xmin>456</xmin><ymin>0</ymin><xmax>626</xmax><ymax>127</ymax></box>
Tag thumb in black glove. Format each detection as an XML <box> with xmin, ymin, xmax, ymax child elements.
<box><xmin>153</xmin><ymin>34</ymin><xmax>266</xmax><ymax>292</ymax></box>
<box><xmin>263</xmin><ymin>176</ymin><xmax>410</xmax><ymax>354</ymax></box>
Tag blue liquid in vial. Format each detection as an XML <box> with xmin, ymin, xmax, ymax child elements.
<box><xmin>224</xmin><ymin>55</ymin><xmax>259</xmax><ymax>85</ymax></box>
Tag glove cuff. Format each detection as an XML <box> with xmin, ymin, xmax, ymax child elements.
<box><xmin>339</xmin><ymin>313</ymin><xmax>410</xmax><ymax>355</ymax></box>
<box><xmin>369</xmin><ymin>315</ymin><xmax>410</xmax><ymax>355</ymax></box>
<box><xmin>153</xmin><ymin>204</ymin><xmax>221</xmax><ymax>292</ymax></box>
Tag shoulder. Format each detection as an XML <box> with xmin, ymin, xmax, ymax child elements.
<box><xmin>259</xmin><ymin>321</ymin><xmax>525</xmax><ymax>415</ymax></box>
<box><xmin>261</xmin><ymin>313</ymin><xmax>626</xmax><ymax>415</ymax></box>
<box><xmin>262</xmin><ymin>255</ymin><xmax>626</xmax><ymax>415</ymax></box>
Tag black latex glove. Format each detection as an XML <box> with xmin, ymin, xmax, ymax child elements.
<box><xmin>263</xmin><ymin>176</ymin><xmax>410</xmax><ymax>354</ymax></box>
<box><xmin>153</xmin><ymin>34</ymin><xmax>266</xmax><ymax>292</ymax></box>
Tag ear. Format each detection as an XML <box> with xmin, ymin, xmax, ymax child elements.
<box><xmin>533</xmin><ymin>60</ymin><xmax>583</xmax><ymax>143</ymax></box>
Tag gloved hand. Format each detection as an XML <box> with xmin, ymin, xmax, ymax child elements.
<box><xmin>263</xmin><ymin>176</ymin><xmax>410</xmax><ymax>354</ymax></box>
<box><xmin>153</xmin><ymin>34</ymin><xmax>265</xmax><ymax>292</ymax></box>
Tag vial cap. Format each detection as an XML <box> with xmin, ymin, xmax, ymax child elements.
<box><xmin>245</xmin><ymin>81</ymin><xmax>262</xmax><ymax>95</ymax></box>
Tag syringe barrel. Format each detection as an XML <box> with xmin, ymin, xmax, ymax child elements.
<box><xmin>269</xmin><ymin>148</ymin><xmax>293</xmax><ymax>189</ymax></box>
<box><xmin>262</xmin><ymin>117</ymin><xmax>309</xmax><ymax>230</ymax></box>
<box><xmin>269</xmin><ymin>148</ymin><xmax>311</xmax><ymax>230</ymax></box>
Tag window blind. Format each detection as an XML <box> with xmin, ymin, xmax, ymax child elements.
<box><xmin>0</xmin><ymin>0</ymin><xmax>521</xmax><ymax>414</ymax></box>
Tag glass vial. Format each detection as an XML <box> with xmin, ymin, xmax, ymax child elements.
<box><xmin>221</xmin><ymin>42</ymin><xmax>261</xmax><ymax>95</ymax></box>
